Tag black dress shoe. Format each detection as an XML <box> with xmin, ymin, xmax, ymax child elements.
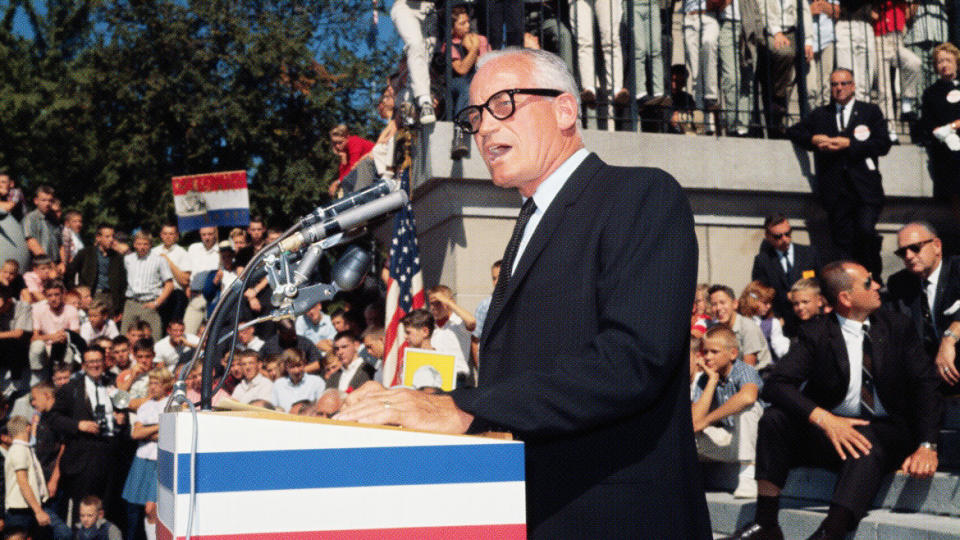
<box><xmin>722</xmin><ymin>522</ymin><xmax>784</xmax><ymax>540</ymax></box>
<box><xmin>450</xmin><ymin>127</ymin><xmax>470</xmax><ymax>160</ymax></box>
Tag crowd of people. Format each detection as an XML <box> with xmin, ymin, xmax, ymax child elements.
<box><xmin>372</xmin><ymin>1</ymin><xmax>953</xmax><ymax>143</ymax></box>
<box><xmin>692</xmin><ymin>214</ymin><xmax>956</xmax><ymax>539</ymax></box>
<box><xmin>0</xmin><ymin>175</ymin><xmax>496</xmax><ymax>538</ymax></box>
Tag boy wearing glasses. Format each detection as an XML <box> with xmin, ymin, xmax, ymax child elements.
<box><xmin>885</xmin><ymin>221</ymin><xmax>960</xmax><ymax>391</ymax></box>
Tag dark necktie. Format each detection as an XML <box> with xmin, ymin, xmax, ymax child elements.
<box><xmin>920</xmin><ymin>280</ymin><xmax>938</xmax><ymax>353</ymax></box>
<box><xmin>838</xmin><ymin>105</ymin><xmax>846</xmax><ymax>131</ymax></box>
<box><xmin>860</xmin><ymin>323</ymin><xmax>876</xmax><ymax>417</ymax></box>
<box><xmin>781</xmin><ymin>251</ymin><xmax>792</xmax><ymax>276</ymax></box>
<box><xmin>491</xmin><ymin>199</ymin><xmax>537</xmax><ymax>313</ymax></box>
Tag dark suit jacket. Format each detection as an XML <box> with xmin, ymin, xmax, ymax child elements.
<box><xmin>326</xmin><ymin>360</ymin><xmax>375</xmax><ymax>391</ymax></box>
<box><xmin>66</xmin><ymin>247</ymin><xmax>126</xmax><ymax>313</ymax></box>
<box><xmin>885</xmin><ymin>255</ymin><xmax>960</xmax><ymax>356</ymax></box>
<box><xmin>46</xmin><ymin>376</ymin><xmax>118</xmax><ymax>477</ymax></box>
<box><xmin>788</xmin><ymin>100</ymin><xmax>892</xmax><ymax>208</ymax></box>
<box><xmin>763</xmin><ymin>311</ymin><xmax>942</xmax><ymax>444</ymax></box>
<box><xmin>449</xmin><ymin>154</ymin><xmax>710</xmax><ymax>538</ymax></box>
<box><xmin>752</xmin><ymin>241</ymin><xmax>820</xmax><ymax>324</ymax></box>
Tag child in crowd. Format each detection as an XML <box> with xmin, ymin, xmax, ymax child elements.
<box><xmin>23</xmin><ymin>256</ymin><xmax>57</xmax><ymax>304</ymax></box>
<box><xmin>738</xmin><ymin>281</ymin><xmax>790</xmax><ymax>365</ymax></box>
<box><xmin>121</xmin><ymin>368</ymin><xmax>172</xmax><ymax>540</ymax></box>
<box><xmin>183</xmin><ymin>362</ymin><xmax>229</xmax><ymax>408</ymax></box>
<box><xmin>29</xmin><ymin>383</ymin><xmax>65</xmax><ymax>520</ymax></box>
<box><xmin>0</xmin><ymin>173</ymin><xmax>25</xmax><ymax>221</ymax></box>
<box><xmin>3</xmin><ymin>416</ymin><xmax>71</xmax><ymax>539</ymax></box>
<box><xmin>74</xmin><ymin>495</ymin><xmax>122</xmax><ymax>540</ymax></box>
<box><xmin>691</xmin><ymin>283</ymin><xmax>711</xmax><ymax>338</ymax></box>
<box><xmin>79</xmin><ymin>301</ymin><xmax>119</xmax><ymax>345</ymax></box>
<box><xmin>708</xmin><ymin>285</ymin><xmax>771</xmax><ymax>369</ymax></box>
<box><xmin>691</xmin><ymin>326</ymin><xmax>764</xmax><ymax>499</ymax></box>
<box><xmin>0</xmin><ymin>259</ymin><xmax>27</xmax><ymax>302</ymax></box>
<box><xmin>789</xmin><ymin>277</ymin><xmax>826</xmax><ymax>323</ymax></box>
<box><xmin>263</xmin><ymin>356</ymin><xmax>284</xmax><ymax>381</ymax></box>
<box><xmin>401</xmin><ymin>309</ymin><xmax>468</xmax><ymax>383</ymax></box>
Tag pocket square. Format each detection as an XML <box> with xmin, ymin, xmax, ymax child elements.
<box><xmin>944</xmin><ymin>300</ymin><xmax>960</xmax><ymax>316</ymax></box>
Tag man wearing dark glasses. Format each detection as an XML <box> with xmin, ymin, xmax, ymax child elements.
<box><xmin>728</xmin><ymin>261</ymin><xmax>942</xmax><ymax>540</ymax></box>
<box><xmin>752</xmin><ymin>213</ymin><xmax>821</xmax><ymax>335</ymax></box>
<box><xmin>336</xmin><ymin>48</ymin><xmax>710</xmax><ymax>538</ymax></box>
<box><xmin>885</xmin><ymin>222</ymin><xmax>960</xmax><ymax>391</ymax></box>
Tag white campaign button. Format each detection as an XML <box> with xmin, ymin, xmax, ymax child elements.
<box><xmin>853</xmin><ymin>124</ymin><xmax>871</xmax><ymax>141</ymax></box>
<box><xmin>947</xmin><ymin>89</ymin><xmax>960</xmax><ymax>104</ymax></box>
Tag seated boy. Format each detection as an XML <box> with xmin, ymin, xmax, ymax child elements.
<box><xmin>708</xmin><ymin>284</ymin><xmax>771</xmax><ymax>369</ymax></box>
<box><xmin>74</xmin><ymin>495</ymin><xmax>122</xmax><ymax>540</ymax></box>
<box><xmin>788</xmin><ymin>277</ymin><xmax>826</xmax><ymax>324</ymax></box>
<box><xmin>691</xmin><ymin>326</ymin><xmax>764</xmax><ymax>499</ymax></box>
<box><xmin>79</xmin><ymin>301</ymin><xmax>119</xmax><ymax>345</ymax></box>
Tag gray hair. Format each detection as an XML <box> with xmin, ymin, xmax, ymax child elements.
<box><xmin>898</xmin><ymin>221</ymin><xmax>938</xmax><ymax>238</ymax></box>
<box><xmin>476</xmin><ymin>47</ymin><xmax>580</xmax><ymax>107</ymax></box>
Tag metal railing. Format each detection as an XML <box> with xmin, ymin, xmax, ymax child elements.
<box><xmin>419</xmin><ymin>0</ymin><xmax>958</xmax><ymax>140</ymax></box>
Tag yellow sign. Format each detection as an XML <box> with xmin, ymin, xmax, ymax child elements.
<box><xmin>403</xmin><ymin>348</ymin><xmax>457</xmax><ymax>391</ymax></box>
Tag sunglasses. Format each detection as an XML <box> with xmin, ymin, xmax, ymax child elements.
<box><xmin>769</xmin><ymin>230</ymin><xmax>792</xmax><ymax>240</ymax></box>
<box><xmin>894</xmin><ymin>238</ymin><xmax>934</xmax><ymax>258</ymax></box>
<box><xmin>454</xmin><ymin>88</ymin><xmax>564</xmax><ymax>134</ymax></box>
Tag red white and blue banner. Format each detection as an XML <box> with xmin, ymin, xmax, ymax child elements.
<box><xmin>157</xmin><ymin>411</ymin><xmax>526</xmax><ymax>539</ymax></box>
<box><xmin>172</xmin><ymin>171</ymin><xmax>250</xmax><ymax>232</ymax></box>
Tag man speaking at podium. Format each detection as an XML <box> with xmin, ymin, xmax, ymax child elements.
<box><xmin>336</xmin><ymin>48</ymin><xmax>710</xmax><ymax>538</ymax></box>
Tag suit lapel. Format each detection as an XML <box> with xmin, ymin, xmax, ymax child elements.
<box><xmin>935</xmin><ymin>260</ymin><xmax>951</xmax><ymax>328</ymax></box>
<box><xmin>828</xmin><ymin>315</ymin><xmax>851</xmax><ymax>384</ymax></box>
<box><xmin>481</xmin><ymin>153</ymin><xmax>602</xmax><ymax>349</ymax></box>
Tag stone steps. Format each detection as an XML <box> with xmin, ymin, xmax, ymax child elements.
<box><xmin>708</xmin><ymin>492</ymin><xmax>960</xmax><ymax>539</ymax></box>
<box><xmin>703</xmin><ymin>464</ymin><xmax>960</xmax><ymax>518</ymax></box>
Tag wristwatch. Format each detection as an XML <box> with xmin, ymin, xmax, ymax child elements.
<box><xmin>943</xmin><ymin>329</ymin><xmax>960</xmax><ymax>342</ymax></box>
<box><xmin>920</xmin><ymin>441</ymin><xmax>938</xmax><ymax>452</ymax></box>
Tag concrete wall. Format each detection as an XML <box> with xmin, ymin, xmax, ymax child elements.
<box><xmin>377</xmin><ymin>122</ymin><xmax>947</xmax><ymax>314</ymax></box>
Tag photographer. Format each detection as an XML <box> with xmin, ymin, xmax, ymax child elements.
<box><xmin>46</xmin><ymin>346</ymin><xmax>127</xmax><ymax>526</ymax></box>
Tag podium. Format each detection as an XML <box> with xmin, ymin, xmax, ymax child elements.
<box><xmin>156</xmin><ymin>410</ymin><xmax>526</xmax><ymax>539</ymax></box>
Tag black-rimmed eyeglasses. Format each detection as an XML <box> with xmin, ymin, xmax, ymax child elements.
<box><xmin>454</xmin><ymin>88</ymin><xmax>564</xmax><ymax>134</ymax></box>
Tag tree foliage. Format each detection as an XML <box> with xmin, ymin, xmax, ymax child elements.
<box><xmin>0</xmin><ymin>0</ymin><xmax>397</xmax><ymax>235</ymax></box>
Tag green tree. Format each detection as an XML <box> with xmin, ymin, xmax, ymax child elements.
<box><xmin>0</xmin><ymin>0</ymin><xmax>397</xmax><ymax>235</ymax></box>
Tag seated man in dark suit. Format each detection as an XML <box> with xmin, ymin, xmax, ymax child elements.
<box><xmin>751</xmin><ymin>213</ymin><xmax>820</xmax><ymax>336</ymax></box>
<box><xmin>885</xmin><ymin>221</ymin><xmax>960</xmax><ymax>393</ymax></box>
<box><xmin>727</xmin><ymin>261</ymin><xmax>942</xmax><ymax>540</ymax></box>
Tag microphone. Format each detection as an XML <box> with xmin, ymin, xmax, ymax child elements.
<box><xmin>332</xmin><ymin>246</ymin><xmax>373</xmax><ymax>291</ymax></box>
<box><xmin>300</xmin><ymin>178</ymin><xmax>399</xmax><ymax>227</ymax></box>
<box><xmin>278</xmin><ymin>190</ymin><xmax>408</xmax><ymax>253</ymax></box>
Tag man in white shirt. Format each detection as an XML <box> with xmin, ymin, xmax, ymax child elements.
<box><xmin>230</xmin><ymin>350</ymin><xmax>273</xmax><ymax>404</ymax></box>
<box><xmin>152</xmin><ymin>223</ymin><xmax>191</xmax><ymax>329</ymax></box>
<box><xmin>326</xmin><ymin>332</ymin><xmax>375</xmax><ymax>393</ymax></box>
<box><xmin>121</xmin><ymin>232</ymin><xmax>173</xmax><ymax>341</ymax></box>
<box><xmin>295</xmin><ymin>301</ymin><xmax>337</xmax><ymax>353</ymax></box>
<box><xmin>272</xmin><ymin>351</ymin><xmax>325</xmax><ymax>412</ymax></box>
<box><xmin>153</xmin><ymin>319</ymin><xmax>199</xmax><ymax>370</ymax></box>
<box><xmin>183</xmin><ymin>226</ymin><xmax>219</xmax><ymax>335</ymax></box>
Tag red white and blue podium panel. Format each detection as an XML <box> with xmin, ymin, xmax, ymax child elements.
<box><xmin>156</xmin><ymin>411</ymin><xmax>526</xmax><ymax>539</ymax></box>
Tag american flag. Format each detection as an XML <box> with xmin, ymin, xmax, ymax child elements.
<box><xmin>382</xmin><ymin>169</ymin><xmax>424</xmax><ymax>387</ymax></box>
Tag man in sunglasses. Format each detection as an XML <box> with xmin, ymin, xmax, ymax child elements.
<box><xmin>337</xmin><ymin>48</ymin><xmax>710</xmax><ymax>538</ymax></box>
<box><xmin>751</xmin><ymin>213</ymin><xmax>821</xmax><ymax>335</ymax></box>
<box><xmin>787</xmin><ymin>68</ymin><xmax>891</xmax><ymax>279</ymax></box>
<box><xmin>728</xmin><ymin>261</ymin><xmax>942</xmax><ymax>540</ymax></box>
<box><xmin>885</xmin><ymin>222</ymin><xmax>960</xmax><ymax>391</ymax></box>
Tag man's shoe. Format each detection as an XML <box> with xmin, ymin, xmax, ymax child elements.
<box><xmin>451</xmin><ymin>127</ymin><xmax>470</xmax><ymax>160</ymax></box>
<box><xmin>722</xmin><ymin>522</ymin><xmax>784</xmax><ymax>540</ymax></box>
<box><xmin>418</xmin><ymin>103</ymin><xmax>436</xmax><ymax>125</ymax></box>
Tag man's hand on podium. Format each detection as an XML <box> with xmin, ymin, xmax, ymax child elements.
<box><xmin>334</xmin><ymin>381</ymin><xmax>474</xmax><ymax>434</ymax></box>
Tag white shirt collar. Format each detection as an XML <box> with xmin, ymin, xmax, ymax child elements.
<box><xmin>926</xmin><ymin>259</ymin><xmax>942</xmax><ymax>289</ymax></box>
<box><xmin>525</xmin><ymin>148</ymin><xmax>590</xmax><ymax>211</ymax></box>
<box><xmin>835</xmin><ymin>312</ymin><xmax>868</xmax><ymax>336</ymax></box>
